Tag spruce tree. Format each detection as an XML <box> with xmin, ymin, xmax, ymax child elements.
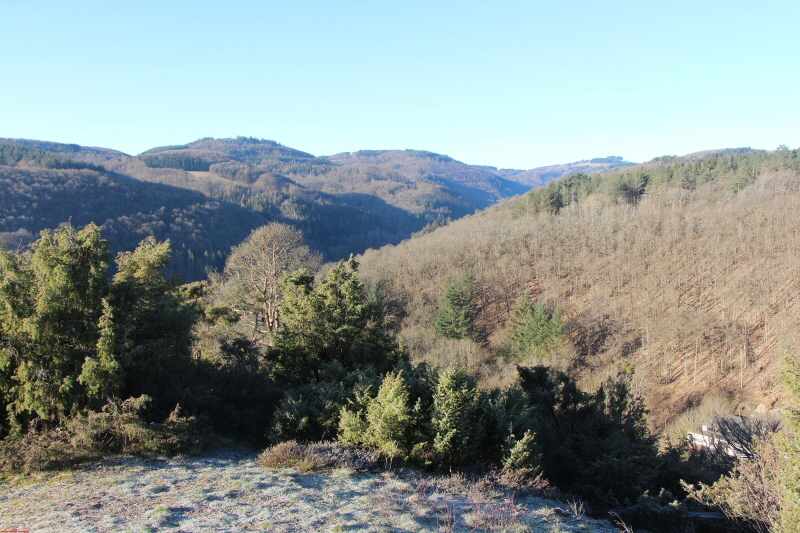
<box><xmin>434</xmin><ymin>271</ymin><xmax>479</xmax><ymax>339</ymax></box>
<box><xmin>508</xmin><ymin>295</ymin><xmax>565</xmax><ymax>360</ymax></box>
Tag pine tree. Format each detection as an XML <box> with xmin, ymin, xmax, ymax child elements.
<box><xmin>434</xmin><ymin>271</ymin><xmax>479</xmax><ymax>340</ymax></box>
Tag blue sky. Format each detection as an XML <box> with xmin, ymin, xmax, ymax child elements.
<box><xmin>3</xmin><ymin>1</ymin><xmax>799</xmax><ymax>169</ymax></box>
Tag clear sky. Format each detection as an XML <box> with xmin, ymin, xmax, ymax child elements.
<box><xmin>3</xmin><ymin>1</ymin><xmax>799</xmax><ymax>169</ymax></box>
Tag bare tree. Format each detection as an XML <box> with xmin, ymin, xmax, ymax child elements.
<box><xmin>215</xmin><ymin>222</ymin><xmax>321</xmax><ymax>342</ymax></box>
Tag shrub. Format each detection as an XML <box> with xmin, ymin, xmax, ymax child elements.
<box><xmin>67</xmin><ymin>396</ymin><xmax>203</xmax><ymax>457</ymax></box>
<box><xmin>256</xmin><ymin>440</ymin><xmax>331</xmax><ymax>472</ymax></box>
<box><xmin>339</xmin><ymin>370</ymin><xmax>412</xmax><ymax>459</ymax></box>
<box><xmin>270</xmin><ymin>363</ymin><xmax>378</xmax><ymax>442</ymax></box>
<box><xmin>256</xmin><ymin>440</ymin><xmax>379</xmax><ymax>472</ymax></box>
<box><xmin>779</xmin><ymin>351</ymin><xmax>800</xmax><ymax>532</ymax></box>
<box><xmin>0</xmin><ymin>395</ymin><xmax>203</xmax><ymax>474</ymax></box>
<box><xmin>686</xmin><ymin>435</ymin><xmax>782</xmax><ymax>533</ymax></box>
<box><xmin>270</xmin><ymin>258</ymin><xmax>402</xmax><ymax>382</ymax></box>
<box><xmin>614</xmin><ymin>489</ymin><xmax>693</xmax><ymax>533</ymax></box>
<box><xmin>430</xmin><ymin>368</ymin><xmax>490</xmax><ymax>467</ymax></box>
<box><xmin>516</xmin><ymin>365</ymin><xmax>663</xmax><ymax>508</ymax></box>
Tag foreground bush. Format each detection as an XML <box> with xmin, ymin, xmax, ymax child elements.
<box><xmin>256</xmin><ymin>440</ymin><xmax>380</xmax><ymax>472</ymax></box>
<box><xmin>0</xmin><ymin>395</ymin><xmax>203</xmax><ymax>473</ymax></box>
<box><xmin>338</xmin><ymin>365</ymin><xmax>540</xmax><ymax>471</ymax></box>
<box><xmin>0</xmin><ymin>226</ymin><xmax>197</xmax><ymax>436</ymax></box>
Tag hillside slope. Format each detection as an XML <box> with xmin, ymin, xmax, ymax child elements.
<box><xmin>356</xmin><ymin>147</ymin><xmax>800</xmax><ymax>432</ymax></box>
<box><xmin>1</xmin><ymin>137</ymin><xmax>524</xmax><ymax>277</ymax></box>
<box><xmin>0</xmin><ymin>135</ymin><xmax>641</xmax><ymax>287</ymax></box>
<box><xmin>115</xmin><ymin>138</ymin><xmax>532</xmax><ymax>231</ymax></box>
<box><xmin>498</xmin><ymin>155</ymin><xmax>636</xmax><ymax>188</ymax></box>
<box><xmin>0</xmin><ymin>164</ymin><xmax>271</xmax><ymax>280</ymax></box>
<box><xmin>0</xmin><ymin>137</ymin><xmax>542</xmax><ymax>276</ymax></box>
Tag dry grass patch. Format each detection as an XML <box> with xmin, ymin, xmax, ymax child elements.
<box><xmin>256</xmin><ymin>441</ymin><xmax>380</xmax><ymax>473</ymax></box>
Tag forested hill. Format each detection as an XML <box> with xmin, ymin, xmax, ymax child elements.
<box><xmin>113</xmin><ymin>138</ymin><xmax>533</xmax><ymax>223</ymax></box>
<box><xmin>497</xmin><ymin>155</ymin><xmax>636</xmax><ymax>187</ymax></box>
<box><xmin>0</xmin><ymin>137</ymin><xmax>509</xmax><ymax>281</ymax></box>
<box><xmin>0</xmin><ymin>163</ymin><xmax>271</xmax><ymax>281</ymax></box>
<box><xmin>0</xmin><ymin>135</ymin><xmax>638</xmax><ymax>282</ymax></box>
<box><xmin>355</xmin><ymin>145</ymin><xmax>800</xmax><ymax>434</ymax></box>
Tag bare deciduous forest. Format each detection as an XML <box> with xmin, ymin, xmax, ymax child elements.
<box><xmin>357</xmin><ymin>148</ymin><xmax>800</xmax><ymax>434</ymax></box>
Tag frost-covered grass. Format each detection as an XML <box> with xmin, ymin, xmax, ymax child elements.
<box><xmin>0</xmin><ymin>448</ymin><xmax>620</xmax><ymax>532</ymax></box>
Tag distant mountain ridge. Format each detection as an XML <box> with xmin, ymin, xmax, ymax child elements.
<box><xmin>0</xmin><ymin>135</ymin><xmax>637</xmax><ymax>281</ymax></box>
<box><xmin>492</xmin><ymin>155</ymin><xmax>636</xmax><ymax>188</ymax></box>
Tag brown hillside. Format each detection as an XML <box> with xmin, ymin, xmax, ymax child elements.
<box><xmin>356</xmin><ymin>150</ymin><xmax>800</xmax><ymax>434</ymax></box>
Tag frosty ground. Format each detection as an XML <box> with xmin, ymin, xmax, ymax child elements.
<box><xmin>0</xmin><ymin>449</ymin><xmax>622</xmax><ymax>533</ymax></box>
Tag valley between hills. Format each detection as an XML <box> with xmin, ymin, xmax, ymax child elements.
<box><xmin>0</xmin><ymin>136</ymin><xmax>633</xmax><ymax>281</ymax></box>
<box><xmin>1</xmin><ymin>137</ymin><xmax>799</xmax><ymax>531</ymax></box>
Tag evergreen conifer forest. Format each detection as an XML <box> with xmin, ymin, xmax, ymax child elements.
<box><xmin>1</xmin><ymin>139</ymin><xmax>800</xmax><ymax>531</ymax></box>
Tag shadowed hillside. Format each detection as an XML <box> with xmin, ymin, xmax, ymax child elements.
<box><xmin>115</xmin><ymin>138</ymin><xmax>532</xmax><ymax>229</ymax></box>
<box><xmin>0</xmin><ymin>164</ymin><xmax>272</xmax><ymax>280</ymax></box>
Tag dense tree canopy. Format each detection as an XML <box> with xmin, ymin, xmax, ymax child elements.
<box><xmin>0</xmin><ymin>225</ymin><xmax>196</xmax><ymax>436</ymax></box>
<box><xmin>269</xmin><ymin>257</ymin><xmax>401</xmax><ymax>383</ymax></box>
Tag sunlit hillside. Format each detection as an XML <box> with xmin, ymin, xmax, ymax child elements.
<box><xmin>357</xmin><ymin>147</ymin><xmax>800</xmax><ymax>434</ymax></box>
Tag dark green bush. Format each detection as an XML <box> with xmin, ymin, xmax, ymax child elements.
<box><xmin>516</xmin><ymin>365</ymin><xmax>665</xmax><ymax>508</ymax></box>
<box><xmin>614</xmin><ymin>489</ymin><xmax>693</xmax><ymax>533</ymax></box>
<box><xmin>270</xmin><ymin>363</ymin><xmax>379</xmax><ymax>442</ymax></box>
